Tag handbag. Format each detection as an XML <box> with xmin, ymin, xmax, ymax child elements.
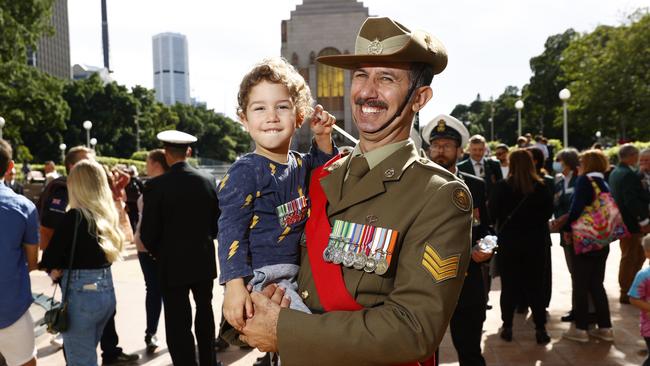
<box><xmin>571</xmin><ymin>177</ymin><xmax>629</xmax><ymax>255</ymax></box>
<box><xmin>489</xmin><ymin>193</ymin><xmax>530</xmax><ymax>278</ymax></box>
<box><xmin>44</xmin><ymin>211</ymin><xmax>81</xmax><ymax>334</ymax></box>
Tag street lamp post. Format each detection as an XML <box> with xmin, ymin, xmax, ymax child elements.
<box><xmin>90</xmin><ymin>138</ymin><xmax>97</xmax><ymax>150</ymax></box>
<box><xmin>0</xmin><ymin>116</ymin><xmax>5</xmax><ymax>140</ymax></box>
<box><xmin>59</xmin><ymin>143</ymin><xmax>67</xmax><ymax>163</ymax></box>
<box><xmin>83</xmin><ymin>120</ymin><xmax>93</xmax><ymax>148</ymax></box>
<box><xmin>559</xmin><ymin>88</ymin><xmax>571</xmax><ymax>148</ymax></box>
<box><xmin>514</xmin><ymin>100</ymin><xmax>524</xmax><ymax>138</ymax></box>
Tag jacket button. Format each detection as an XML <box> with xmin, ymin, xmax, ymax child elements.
<box><xmin>301</xmin><ymin>290</ymin><xmax>309</xmax><ymax>300</ymax></box>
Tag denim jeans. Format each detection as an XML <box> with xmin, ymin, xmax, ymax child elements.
<box><xmin>61</xmin><ymin>267</ymin><xmax>116</xmax><ymax>366</ymax></box>
<box><xmin>138</xmin><ymin>252</ymin><xmax>162</xmax><ymax>335</ymax></box>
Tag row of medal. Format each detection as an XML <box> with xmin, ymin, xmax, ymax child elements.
<box><xmin>276</xmin><ymin>196</ymin><xmax>309</xmax><ymax>228</ymax></box>
<box><xmin>323</xmin><ymin>220</ymin><xmax>398</xmax><ymax>275</ymax></box>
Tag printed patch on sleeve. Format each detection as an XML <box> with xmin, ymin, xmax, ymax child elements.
<box><xmin>421</xmin><ymin>244</ymin><xmax>460</xmax><ymax>283</ymax></box>
<box><xmin>452</xmin><ymin>187</ymin><xmax>471</xmax><ymax>212</ymax></box>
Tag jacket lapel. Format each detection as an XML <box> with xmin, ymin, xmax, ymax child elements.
<box><xmin>319</xmin><ymin>155</ymin><xmax>349</xmax><ymax>210</ymax></box>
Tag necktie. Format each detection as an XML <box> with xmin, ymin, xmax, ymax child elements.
<box><xmin>343</xmin><ymin>156</ymin><xmax>370</xmax><ymax>197</ymax></box>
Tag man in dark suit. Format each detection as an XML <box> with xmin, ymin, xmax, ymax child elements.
<box><xmin>3</xmin><ymin>167</ymin><xmax>23</xmax><ymax>195</ymax></box>
<box><xmin>140</xmin><ymin>130</ymin><xmax>221</xmax><ymax>366</ymax></box>
<box><xmin>423</xmin><ymin>114</ymin><xmax>493</xmax><ymax>366</ymax></box>
<box><xmin>457</xmin><ymin>134</ymin><xmax>503</xmax><ymax>197</ymax></box>
<box><xmin>608</xmin><ymin>143</ymin><xmax>650</xmax><ymax>303</ymax></box>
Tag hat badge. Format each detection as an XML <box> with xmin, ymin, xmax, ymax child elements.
<box><xmin>436</xmin><ymin>119</ymin><xmax>446</xmax><ymax>132</ymax></box>
<box><xmin>367</xmin><ymin>38</ymin><xmax>384</xmax><ymax>55</ymax></box>
<box><xmin>424</xmin><ymin>35</ymin><xmax>433</xmax><ymax>52</ymax></box>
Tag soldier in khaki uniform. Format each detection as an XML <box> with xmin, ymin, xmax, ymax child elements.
<box><xmin>239</xmin><ymin>17</ymin><xmax>472</xmax><ymax>366</ymax></box>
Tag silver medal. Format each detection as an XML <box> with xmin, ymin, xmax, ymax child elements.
<box><xmin>343</xmin><ymin>250</ymin><xmax>356</xmax><ymax>267</ymax></box>
<box><xmin>364</xmin><ymin>256</ymin><xmax>377</xmax><ymax>273</ymax></box>
<box><xmin>332</xmin><ymin>246</ymin><xmax>344</xmax><ymax>264</ymax></box>
<box><xmin>375</xmin><ymin>257</ymin><xmax>389</xmax><ymax>275</ymax></box>
<box><xmin>353</xmin><ymin>252</ymin><xmax>367</xmax><ymax>270</ymax></box>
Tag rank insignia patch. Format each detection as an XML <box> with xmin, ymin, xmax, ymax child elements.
<box><xmin>421</xmin><ymin>244</ymin><xmax>460</xmax><ymax>283</ymax></box>
<box><xmin>452</xmin><ymin>187</ymin><xmax>471</xmax><ymax>212</ymax></box>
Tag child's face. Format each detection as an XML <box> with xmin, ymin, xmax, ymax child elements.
<box><xmin>645</xmin><ymin>249</ymin><xmax>650</xmax><ymax>261</ymax></box>
<box><xmin>241</xmin><ymin>81</ymin><xmax>299</xmax><ymax>155</ymax></box>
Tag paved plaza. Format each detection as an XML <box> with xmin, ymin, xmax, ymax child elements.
<box><xmin>28</xmin><ymin>234</ymin><xmax>648</xmax><ymax>365</ymax></box>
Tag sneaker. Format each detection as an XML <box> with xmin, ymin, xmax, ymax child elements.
<box><xmin>103</xmin><ymin>351</ymin><xmax>139</xmax><ymax>365</ymax></box>
<box><xmin>50</xmin><ymin>334</ymin><xmax>63</xmax><ymax>348</ymax></box>
<box><xmin>563</xmin><ymin>326</ymin><xmax>589</xmax><ymax>343</ymax></box>
<box><xmin>589</xmin><ymin>327</ymin><xmax>614</xmax><ymax>341</ymax></box>
<box><xmin>145</xmin><ymin>334</ymin><xmax>159</xmax><ymax>353</ymax></box>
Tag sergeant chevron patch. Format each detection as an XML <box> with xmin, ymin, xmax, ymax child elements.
<box><xmin>421</xmin><ymin>244</ymin><xmax>460</xmax><ymax>283</ymax></box>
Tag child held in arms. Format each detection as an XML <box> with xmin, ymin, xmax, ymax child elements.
<box><xmin>218</xmin><ymin>57</ymin><xmax>337</xmax><ymax>331</ymax></box>
<box><xmin>629</xmin><ymin>234</ymin><xmax>650</xmax><ymax>366</ymax></box>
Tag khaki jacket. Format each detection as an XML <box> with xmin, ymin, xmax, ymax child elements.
<box><xmin>277</xmin><ymin>142</ymin><xmax>472</xmax><ymax>365</ymax></box>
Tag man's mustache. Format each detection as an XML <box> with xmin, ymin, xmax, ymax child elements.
<box><xmin>354</xmin><ymin>98</ymin><xmax>388</xmax><ymax>109</ymax></box>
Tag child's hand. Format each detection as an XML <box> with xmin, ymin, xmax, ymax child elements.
<box><xmin>224</xmin><ymin>278</ymin><xmax>253</xmax><ymax>331</ymax></box>
<box><xmin>309</xmin><ymin>104</ymin><xmax>336</xmax><ymax>137</ymax></box>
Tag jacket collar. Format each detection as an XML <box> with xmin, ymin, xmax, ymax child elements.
<box><xmin>320</xmin><ymin>141</ymin><xmax>419</xmax><ymax>215</ymax></box>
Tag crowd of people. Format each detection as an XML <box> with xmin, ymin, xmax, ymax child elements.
<box><xmin>1</xmin><ymin>14</ymin><xmax>650</xmax><ymax>366</ymax></box>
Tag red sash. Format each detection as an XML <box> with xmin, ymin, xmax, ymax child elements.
<box><xmin>306</xmin><ymin>155</ymin><xmax>436</xmax><ymax>366</ymax></box>
<box><xmin>306</xmin><ymin>157</ymin><xmax>363</xmax><ymax>312</ymax></box>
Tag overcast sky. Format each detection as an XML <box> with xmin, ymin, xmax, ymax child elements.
<box><xmin>68</xmin><ymin>0</ymin><xmax>647</xmax><ymax>125</ymax></box>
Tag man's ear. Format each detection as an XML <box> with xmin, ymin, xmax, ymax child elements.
<box><xmin>5</xmin><ymin>160</ymin><xmax>14</xmax><ymax>177</ymax></box>
<box><xmin>411</xmin><ymin>86</ymin><xmax>433</xmax><ymax>113</ymax></box>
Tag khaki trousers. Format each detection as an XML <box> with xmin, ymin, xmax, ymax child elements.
<box><xmin>619</xmin><ymin>233</ymin><xmax>645</xmax><ymax>300</ymax></box>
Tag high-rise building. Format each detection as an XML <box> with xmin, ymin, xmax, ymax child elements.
<box><xmin>152</xmin><ymin>32</ymin><xmax>191</xmax><ymax>105</ymax></box>
<box><xmin>29</xmin><ymin>0</ymin><xmax>71</xmax><ymax>79</ymax></box>
<box><xmin>281</xmin><ymin>0</ymin><xmax>369</xmax><ymax>150</ymax></box>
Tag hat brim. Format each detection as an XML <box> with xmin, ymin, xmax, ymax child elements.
<box><xmin>317</xmin><ymin>53</ymin><xmax>447</xmax><ymax>75</ymax></box>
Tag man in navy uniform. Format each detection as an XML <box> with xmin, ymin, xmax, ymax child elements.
<box><xmin>423</xmin><ymin>114</ymin><xmax>492</xmax><ymax>366</ymax></box>
<box><xmin>140</xmin><ymin>130</ymin><xmax>222</xmax><ymax>366</ymax></box>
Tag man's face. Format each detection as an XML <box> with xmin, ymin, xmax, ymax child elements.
<box><xmin>428</xmin><ymin>138</ymin><xmax>461</xmax><ymax>171</ymax></box>
<box><xmin>469</xmin><ymin>142</ymin><xmax>485</xmax><ymax>161</ymax></box>
<box><xmin>495</xmin><ymin>148</ymin><xmax>508</xmax><ymax>163</ymax></box>
<box><xmin>350</xmin><ymin>64</ymin><xmax>416</xmax><ymax>143</ymax></box>
<box><xmin>639</xmin><ymin>153</ymin><xmax>650</xmax><ymax>173</ymax></box>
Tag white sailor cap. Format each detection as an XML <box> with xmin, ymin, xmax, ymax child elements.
<box><xmin>421</xmin><ymin>114</ymin><xmax>469</xmax><ymax>149</ymax></box>
<box><xmin>156</xmin><ymin>130</ymin><xmax>197</xmax><ymax>146</ymax></box>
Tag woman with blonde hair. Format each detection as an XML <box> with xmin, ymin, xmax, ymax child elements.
<box><xmin>562</xmin><ymin>149</ymin><xmax>615</xmax><ymax>343</ymax></box>
<box><xmin>489</xmin><ymin>149</ymin><xmax>554</xmax><ymax>344</ymax></box>
<box><xmin>40</xmin><ymin>160</ymin><xmax>124</xmax><ymax>365</ymax></box>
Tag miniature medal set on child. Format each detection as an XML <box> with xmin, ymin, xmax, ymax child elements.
<box><xmin>322</xmin><ymin>219</ymin><xmax>398</xmax><ymax>275</ymax></box>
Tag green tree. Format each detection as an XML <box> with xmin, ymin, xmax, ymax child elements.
<box><xmin>522</xmin><ymin>29</ymin><xmax>577</xmax><ymax>137</ymax></box>
<box><xmin>561</xmin><ymin>10</ymin><xmax>650</xmax><ymax>145</ymax></box>
<box><xmin>0</xmin><ymin>61</ymin><xmax>69</xmax><ymax>161</ymax></box>
<box><xmin>0</xmin><ymin>0</ymin><xmax>55</xmax><ymax>63</ymax></box>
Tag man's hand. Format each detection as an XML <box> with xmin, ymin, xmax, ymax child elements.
<box><xmin>259</xmin><ymin>284</ymin><xmax>292</xmax><ymax>307</ymax></box>
<box><xmin>239</xmin><ymin>292</ymin><xmax>283</xmax><ymax>352</ymax></box>
<box><xmin>471</xmin><ymin>248</ymin><xmax>492</xmax><ymax>263</ymax></box>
